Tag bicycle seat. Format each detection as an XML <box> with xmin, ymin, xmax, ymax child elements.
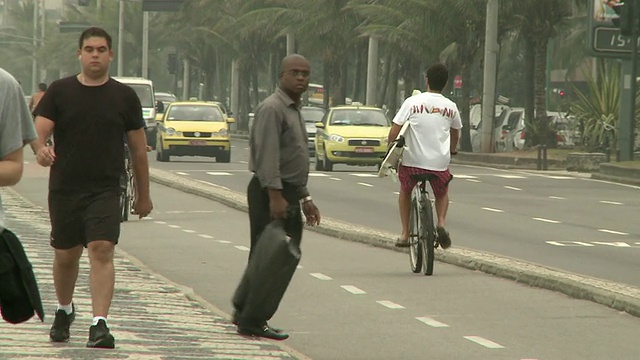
<box><xmin>410</xmin><ymin>173</ymin><xmax>438</xmax><ymax>182</ymax></box>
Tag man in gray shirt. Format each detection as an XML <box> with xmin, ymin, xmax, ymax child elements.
<box><xmin>0</xmin><ymin>67</ymin><xmax>37</xmax><ymax>231</ymax></box>
<box><xmin>235</xmin><ymin>54</ymin><xmax>321</xmax><ymax>340</ymax></box>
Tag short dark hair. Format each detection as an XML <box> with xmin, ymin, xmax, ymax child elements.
<box><xmin>425</xmin><ymin>64</ymin><xmax>448</xmax><ymax>92</ymax></box>
<box><xmin>38</xmin><ymin>83</ymin><xmax>47</xmax><ymax>91</ymax></box>
<box><xmin>78</xmin><ymin>27</ymin><xmax>112</xmax><ymax>50</ymax></box>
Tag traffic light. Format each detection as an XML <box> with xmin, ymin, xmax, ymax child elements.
<box><xmin>612</xmin><ymin>0</ymin><xmax>636</xmax><ymax>36</ymax></box>
<box><xmin>167</xmin><ymin>53</ymin><xmax>177</xmax><ymax>74</ymax></box>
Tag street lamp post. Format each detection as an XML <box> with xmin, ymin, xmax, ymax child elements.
<box><xmin>31</xmin><ymin>0</ymin><xmax>39</xmax><ymax>94</ymax></box>
<box><xmin>117</xmin><ymin>0</ymin><xmax>124</xmax><ymax>76</ymax></box>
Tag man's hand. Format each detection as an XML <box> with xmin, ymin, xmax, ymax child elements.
<box><xmin>269</xmin><ymin>196</ymin><xmax>289</xmax><ymax>220</ymax></box>
<box><xmin>35</xmin><ymin>146</ymin><xmax>55</xmax><ymax>167</ymax></box>
<box><xmin>133</xmin><ymin>196</ymin><xmax>153</xmax><ymax>219</ymax></box>
<box><xmin>302</xmin><ymin>200</ymin><xmax>321</xmax><ymax>226</ymax></box>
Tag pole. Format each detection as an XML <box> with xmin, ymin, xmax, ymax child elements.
<box><xmin>182</xmin><ymin>58</ymin><xmax>190</xmax><ymax>100</ymax></box>
<box><xmin>31</xmin><ymin>0</ymin><xmax>39</xmax><ymax>94</ymax></box>
<box><xmin>40</xmin><ymin>0</ymin><xmax>46</xmax><ymax>82</ymax></box>
<box><xmin>117</xmin><ymin>0</ymin><xmax>124</xmax><ymax>76</ymax></box>
<box><xmin>480</xmin><ymin>0</ymin><xmax>499</xmax><ymax>153</ymax></box>
<box><xmin>142</xmin><ymin>11</ymin><xmax>149</xmax><ymax>78</ymax></box>
<box><xmin>286</xmin><ymin>33</ymin><xmax>295</xmax><ymax>55</ymax></box>
<box><xmin>365</xmin><ymin>36</ymin><xmax>379</xmax><ymax>106</ymax></box>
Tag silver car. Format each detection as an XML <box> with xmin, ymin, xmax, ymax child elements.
<box><xmin>300</xmin><ymin>106</ymin><xmax>326</xmax><ymax>157</ymax></box>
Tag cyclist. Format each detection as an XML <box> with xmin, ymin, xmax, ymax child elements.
<box><xmin>387</xmin><ymin>64</ymin><xmax>462</xmax><ymax>249</ymax></box>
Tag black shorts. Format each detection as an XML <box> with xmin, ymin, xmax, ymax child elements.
<box><xmin>48</xmin><ymin>190</ymin><xmax>121</xmax><ymax>249</ymax></box>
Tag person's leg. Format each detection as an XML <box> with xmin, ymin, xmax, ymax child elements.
<box><xmin>84</xmin><ymin>191</ymin><xmax>120</xmax><ymax>348</ymax></box>
<box><xmin>429</xmin><ymin>170</ymin><xmax>453</xmax><ymax>249</ymax></box>
<box><xmin>247</xmin><ymin>176</ymin><xmax>271</xmax><ymax>260</ymax></box>
<box><xmin>49</xmin><ymin>191</ymin><xmax>84</xmax><ymax>342</ymax></box>
<box><xmin>396</xmin><ymin>166</ymin><xmax>417</xmax><ymax>247</ymax></box>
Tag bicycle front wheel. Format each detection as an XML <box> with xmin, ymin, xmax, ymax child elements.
<box><xmin>421</xmin><ymin>194</ymin><xmax>435</xmax><ymax>276</ymax></box>
<box><xmin>409</xmin><ymin>192</ymin><xmax>423</xmax><ymax>274</ymax></box>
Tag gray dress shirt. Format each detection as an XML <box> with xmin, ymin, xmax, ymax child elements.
<box><xmin>249</xmin><ymin>87</ymin><xmax>310</xmax><ymax>198</ymax></box>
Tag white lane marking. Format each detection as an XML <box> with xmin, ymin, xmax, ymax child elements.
<box><xmin>239</xmin><ymin>160</ymin><xmax>248</xmax><ymax>164</ymax></box>
<box><xmin>341</xmin><ymin>285</ymin><xmax>366</xmax><ymax>295</ymax></box>
<box><xmin>495</xmin><ymin>175</ymin><xmax>526</xmax><ymax>179</ymax></box>
<box><xmin>454</xmin><ymin>175</ymin><xmax>478</xmax><ymax>179</ymax></box>
<box><xmin>206</xmin><ymin>171</ymin><xmax>233</xmax><ymax>176</ymax></box>
<box><xmin>154</xmin><ymin>221</ymin><xmax>166</xmax><ymax>224</ymax></box>
<box><xmin>235</xmin><ymin>245</ymin><xmax>250</xmax><ymax>251</ymax></box>
<box><xmin>599</xmin><ymin>200</ymin><xmax>623</xmax><ymax>205</ymax></box>
<box><xmin>330</xmin><ymin>177</ymin><xmax>342</xmax><ymax>181</ymax></box>
<box><xmin>198</xmin><ymin>234</ymin><xmax>214</xmax><ymax>239</ymax></box>
<box><xmin>466</xmin><ymin>179</ymin><xmax>482</xmax><ymax>183</ymax></box>
<box><xmin>393</xmin><ymin>191</ymin><xmax>400</xmax><ymax>195</ymax></box>
<box><xmin>533</xmin><ymin>217</ymin><xmax>561</xmax><ymax>224</ymax></box>
<box><xmin>351</xmin><ymin>173</ymin><xmax>377</xmax><ymax>177</ymax></box>
<box><xmin>165</xmin><ymin>210</ymin><xmax>217</xmax><ymax>214</ymax></box>
<box><xmin>176</xmin><ymin>171</ymin><xmax>190</xmax><ymax>176</ymax></box>
<box><xmin>168</xmin><ymin>225</ymin><xmax>181</xmax><ymax>228</ymax></box>
<box><xmin>144</xmin><ymin>216</ymin><xmax>153</xmax><ymax>220</ymax></box>
<box><xmin>504</xmin><ymin>186</ymin><xmax>522</xmax><ymax>191</ymax></box>
<box><xmin>310</xmin><ymin>273</ymin><xmax>333</xmax><ymax>281</ymax></box>
<box><xmin>182</xmin><ymin>229</ymin><xmax>196</xmax><ymax>233</ymax></box>
<box><xmin>243</xmin><ymin>147</ymin><xmax>249</xmax><ymax>150</ymax></box>
<box><xmin>376</xmin><ymin>300</ymin><xmax>405</xmax><ymax>309</ymax></box>
<box><xmin>296</xmin><ymin>265</ymin><xmax>303</xmax><ymax>269</ymax></box>
<box><xmin>416</xmin><ymin>317</ymin><xmax>450</xmax><ymax>328</ymax></box>
<box><xmin>195</xmin><ymin>179</ymin><xmax>231</xmax><ymax>190</ymax></box>
<box><xmin>592</xmin><ymin>241</ymin><xmax>632</xmax><ymax>247</ymax></box>
<box><xmin>218</xmin><ymin>240</ymin><xmax>231</xmax><ymax>244</ymax></box>
<box><xmin>543</xmin><ymin>175</ymin><xmax>573</xmax><ymax>179</ymax></box>
<box><xmin>598</xmin><ymin>229</ymin><xmax>629</xmax><ymax>235</ymax></box>
<box><xmin>309</xmin><ymin>173</ymin><xmax>330</xmax><ymax>177</ymax></box>
<box><xmin>549</xmin><ymin>196</ymin><xmax>565</xmax><ymax>200</ymax></box>
<box><xmin>464</xmin><ymin>336</ymin><xmax>505</xmax><ymax>349</ymax></box>
<box><xmin>547</xmin><ymin>241</ymin><xmax>595</xmax><ymax>247</ymax></box>
<box><xmin>482</xmin><ymin>207</ymin><xmax>504</xmax><ymax>213</ymax></box>
<box><xmin>357</xmin><ymin>182</ymin><xmax>374</xmax><ymax>187</ymax></box>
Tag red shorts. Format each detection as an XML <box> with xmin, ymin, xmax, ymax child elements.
<box><xmin>398</xmin><ymin>165</ymin><xmax>453</xmax><ymax>199</ymax></box>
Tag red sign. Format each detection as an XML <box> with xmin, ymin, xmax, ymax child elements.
<box><xmin>454</xmin><ymin>75</ymin><xmax>462</xmax><ymax>89</ymax></box>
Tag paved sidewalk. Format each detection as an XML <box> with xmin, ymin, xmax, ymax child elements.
<box><xmin>0</xmin><ymin>188</ymin><xmax>302</xmax><ymax>360</ymax></box>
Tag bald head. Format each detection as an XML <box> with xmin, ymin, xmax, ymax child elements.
<box><xmin>279</xmin><ymin>54</ymin><xmax>311</xmax><ymax>100</ymax></box>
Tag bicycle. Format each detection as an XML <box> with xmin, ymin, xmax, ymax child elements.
<box><xmin>408</xmin><ymin>173</ymin><xmax>439</xmax><ymax>276</ymax></box>
<box><xmin>119</xmin><ymin>144</ymin><xmax>136</xmax><ymax>222</ymax></box>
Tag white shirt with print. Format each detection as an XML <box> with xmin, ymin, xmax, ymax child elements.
<box><xmin>392</xmin><ymin>92</ymin><xmax>462</xmax><ymax>171</ymax></box>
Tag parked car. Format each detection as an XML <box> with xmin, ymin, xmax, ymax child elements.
<box><xmin>300</xmin><ymin>106</ymin><xmax>325</xmax><ymax>157</ymax></box>
<box><xmin>495</xmin><ymin>107</ymin><xmax>523</xmax><ymax>152</ymax></box>
<box><xmin>156</xmin><ymin>101</ymin><xmax>235</xmax><ymax>163</ymax></box>
<box><xmin>314</xmin><ymin>105</ymin><xmax>390</xmax><ymax>171</ymax></box>
<box><xmin>508</xmin><ymin>111</ymin><xmax>579</xmax><ymax>150</ymax></box>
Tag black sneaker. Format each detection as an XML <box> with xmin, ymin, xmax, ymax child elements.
<box><xmin>49</xmin><ymin>304</ymin><xmax>75</xmax><ymax>342</ymax></box>
<box><xmin>86</xmin><ymin>319</ymin><xmax>115</xmax><ymax>349</ymax></box>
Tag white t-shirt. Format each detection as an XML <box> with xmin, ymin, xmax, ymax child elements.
<box><xmin>392</xmin><ymin>92</ymin><xmax>462</xmax><ymax>171</ymax></box>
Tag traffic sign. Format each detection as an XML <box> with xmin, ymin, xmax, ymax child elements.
<box><xmin>454</xmin><ymin>75</ymin><xmax>462</xmax><ymax>89</ymax></box>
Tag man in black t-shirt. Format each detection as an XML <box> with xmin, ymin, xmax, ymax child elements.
<box><xmin>31</xmin><ymin>27</ymin><xmax>153</xmax><ymax>349</ymax></box>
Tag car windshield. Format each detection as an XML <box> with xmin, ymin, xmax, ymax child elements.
<box><xmin>128</xmin><ymin>84</ymin><xmax>154</xmax><ymax>107</ymax></box>
<box><xmin>167</xmin><ymin>105</ymin><xmax>224</xmax><ymax>121</ymax></box>
<box><xmin>330</xmin><ymin>109</ymin><xmax>389</xmax><ymax>126</ymax></box>
<box><xmin>301</xmin><ymin>108</ymin><xmax>325</xmax><ymax>123</ymax></box>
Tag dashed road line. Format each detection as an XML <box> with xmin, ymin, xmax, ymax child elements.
<box><xmin>592</xmin><ymin>241</ymin><xmax>632</xmax><ymax>247</ymax></box>
<box><xmin>454</xmin><ymin>175</ymin><xmax>478</xmax><ymax>179</ymax></box>
<box><xmin>376</xmin><ymin>300</ymin><xmax>405</xmax><ymax>309</ymax></box>
<box><xmin>198</xmin><ymin>234</ymin><xmax>214</xmax><ymax>239</ymax></box>
<box><xmin>463</xmin><ymin>336</ymin><xmax>505</xmax><ymax>349</ymax></box>
<box><xmin>532</xmin><ymin>217</ymin><xmax>561</xmax><ymax>224</ymax></box>
<box><xmin>549</xmin><ymin>196</ymin><xmax>565</xmax><ymax>200</ymax></box>
<box><xmin>168</xmin><ymin>225</ymin><xmax>181</xmax><ymax>228</ymax></box>
<box><xmin>466</xmin><ymin>179</ymin><xmax>482</xmax><ymax>183</ymax></box>
<box><xmin>235</xmin><ymin>245</ymin><xmax>250</xmax><ymax>251</ymax></box>
<box><xmin>176</xmin><ymin>171</ymin><xmax>190</xmax><ymax>176</ymax></box>
<box><xmin>393</xmin><ymin>191</ymin><xmax>400</xmax><ymax>195</ymax></box>
<box><xmin>547</xmin><ymin>241</ymin><xmax>595</xmax><ymax>247</ymax></box>
<box><xmin>357</xmin><ymin>182</ymin><xmax>374</xmax><ymax>187</ymax></box>
<box><xmin>481</xmin><ymin>207</ymin><xmax>504</xmax><ymax>213</ymax></box>
<box><xmin>504</xmin><ymin>186</ymin><xmax>522</xmax><ymax>191</ymax></box>
<box><xmin>182</xmin><ymin>229</ymin><xmax>196</xmax><ymax>233</ymax></box>
<box><xmin>206</xmin><ymin>171</ymin><xmax>233</xmax><ymax>176</ymax></box>
<box><xmin>310</xmin><ymin>273</ymin><xmax>333</xmax><ymax>281</ymax></box>
<box><xmin>330</xmin><ymin>177</ymin><xmax>342</xmax><ymax>181</ymax></box>
<box><xmin>351</xmin><ymin>173</ymin><xmax>377</xmax><ymax>177</ymax></box>
<box><xmin>340</xmin><ymin>285</ymin><xmax>366</xmax><ymax>295</ymax></box>
<box><xmin>599</xmin><ymin>200</ymin><xmax>623</xmax><ymax>205</ymax></box>
<box><xmin>218</xmin><ymin>240</ymin><xmax>231</xmax><ymax>244</ymax></box>
<box><xmin>494</xmin><ymin>175</ymin><xmax>526</xmax><ymax>179</ymax></box>
<box><xmin>309</xmin><ymin>173</ymin><xmax>330</xmax><ymax>177</ymax></box>
<box><xmin>239</xmin><ymin>160</ymin><xmax>248</xmax><ymax>164</ymax></box>
<box><xmin>598</xmin><ymin>229</ymin><xmax>629</xmax><ymax>235</ymax></box>
<box><xmin>415</xmin><ymin>317</ymin><xmax>449</xmax><ymax>328</ymax></box>
<box><xmin>154</xmin><ymin>221</ymin><xmax>167</xmax><ymax>224</ymax></box>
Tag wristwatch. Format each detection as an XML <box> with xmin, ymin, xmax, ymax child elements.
<box><xmin>301</xmin><ymin>196</ymin><xmax>313</xmax><ymax>204</ymax></box>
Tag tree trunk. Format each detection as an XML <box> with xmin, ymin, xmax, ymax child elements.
<box><xmin>378</xmin><ymin>52</ymin><xmax>392</xmax><ymax>107</ymax></box>
<box><xmin>323</xmin><ymin>59</ymin><xmax>331</xmax><ymax>109</ymax></box>
<box><xmin>352</xmin><ymin>48</ymin><xmax>362</xmax><ymax>102</ymax></box>
<box><xmin>458</xmin><ymin>64</ymin><xmax>473</xmax><ymax>152</ymax></box>
<box><xmin>388</xmin><ymin>55</ymin><xmax>399</xmax><ymax>117</ymax></box>
<box><xmin>524</xmin><ymin>36</ymin><xmax>535</xmax><ymax>147</ymax></box>
<box><xmin>534</xmin><ymin>37</ymin><xmax>551</xmax><ymax>146</ymax></box>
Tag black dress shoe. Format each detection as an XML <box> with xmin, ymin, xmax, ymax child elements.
<box><xmin>232</xmin><ymin>314</ymin><xmax>282</xmax><ymax>333</ymax></box>
<box><xmin>237</xmin><ymin>325</ymin><xmax>289</xmax><ymax>340</ymax></box>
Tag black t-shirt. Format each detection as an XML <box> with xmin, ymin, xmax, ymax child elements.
<box><xmin>34</xmin><ymin>75</ymin><xmax>145</xmax><ymax>192</ymax></box>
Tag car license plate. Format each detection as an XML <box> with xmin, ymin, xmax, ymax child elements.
<box><xmin>355</xmin><ymin>147</ymin><xmax>374</xmax><ymax>153</ymax></box>
<box><xmin>189</xmin><ymin>140</ymin><xmax>207</xmax><ymax>146</ymax></box>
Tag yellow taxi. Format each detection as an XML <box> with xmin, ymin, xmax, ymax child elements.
<box><xmin>156</xmin><ymin>101</ymin><xmax>235</xmax><ymax>163</ymax></box>
<box><xmin>314</xmin><ymin>105</ymin><xmax>390</xmax><ymax>171</ymax></box>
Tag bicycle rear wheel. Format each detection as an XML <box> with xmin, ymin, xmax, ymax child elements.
<box><xmin>421</xmin><ymin>194</ymin><xmax>436</xmax><ymax>276</ymax></box>
<box><xmin>409</xmin><ymin>192</ymin><xmax>423</xmax><ymax>273</ymax></box>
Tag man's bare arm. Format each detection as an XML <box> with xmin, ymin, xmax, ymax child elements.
<box><xmin>126</xmin><ymin>128</ymin><xmax>150</xmax><ymax>200</ymax></box>
<box><xmin>0</xmin><ymin>147</ymin><xmax>24</xmax><ymax>186</ymax></box>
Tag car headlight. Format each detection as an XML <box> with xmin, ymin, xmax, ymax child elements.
<box><xmin>213</xmin><ymin>129</ymin><xmax>228</xmax><ymax>137</ymax></box>
<box><xmin>166</xmin><ymin>127</ymin><xmax>176</xmax><ymax>135</ymax></box>
<box><xmin>329</xmin><ymin>134</ymin><xmax>344</xmax><ymax>143</ymax></box>
<box><xmin>381</xmin><ymin>137</ymin><xmax>388</xmax><ymax>145</ymax></box>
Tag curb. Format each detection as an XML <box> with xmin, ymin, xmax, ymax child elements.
<box><xmin>149</xmin><ymin>168</ymin><xmax>640</xmax><ymax>319</ymax></box>
<box><xmin>591</xmin><ymin>172</ymin><xmax>640</xmax><ymax>187</ymax></box>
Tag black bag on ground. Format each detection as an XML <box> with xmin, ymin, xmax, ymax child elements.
<box><xmin>0</xmin><ymin>229</ymin><xmax>45</xmax><ymax>324</ymax></box>
<box><xmin>232</xmin><ymin>219</ymin><xmax>301</xmax><ymax>326</ymax></box>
